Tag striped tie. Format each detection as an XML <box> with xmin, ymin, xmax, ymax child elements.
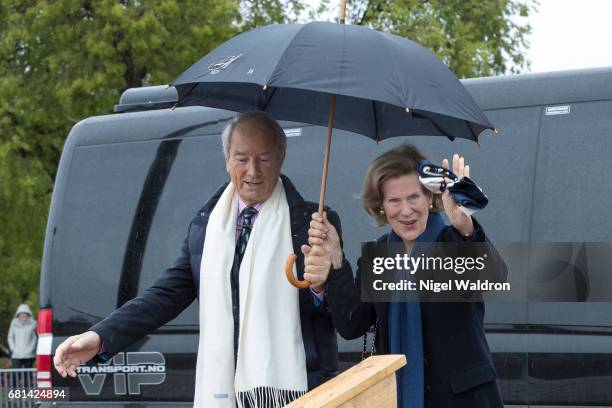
<box><xmin>236</xmin><ymin>207</ymin><xmax>257</xmax><ymax>257</ymax></box>
<box><xmin>231</xmin><ymin>206</ymin><xmax>257</xmax><ymax>360</ymax></box>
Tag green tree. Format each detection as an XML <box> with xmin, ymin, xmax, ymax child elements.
<box><xmin>0</xmin><ymin>0</ymin><xmax>299</xmax><ymax>343</ymax></box>
<box><xmin>239</xmin><ymin>0</ymin><xmax>306</xmax><ymax>30</ymax></box>
<box><xmin>0</xmin><ymin>139</ymin><xmax>47</xmax><ymax>345</ymax></box>
<box><xmin>339</xmin><ymin>0</ymin><xmax>535</xmax><ymax>78</ymax></box>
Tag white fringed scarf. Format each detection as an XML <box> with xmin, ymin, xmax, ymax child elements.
<box><xmin>193</xmin><ymin>179</ymin><xmax>307</xmax><ymax>408</ymax></box>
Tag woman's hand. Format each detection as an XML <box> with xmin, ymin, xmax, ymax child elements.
<box><xmin>309</xmin><ymin>212</ymin><xmax>343</xmax><ymax>269</ymax></box>
<box><xmin>301</xmin><ymin>244</ymin><xmax>331</xmax><ymax>292</ymax></box>
<box><xmin>441</xmin><ymin>154</ymin><xmax>474</xmax><ymax>238</ymax></box>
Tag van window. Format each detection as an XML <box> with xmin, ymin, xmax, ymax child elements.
<box><xmin>52</xmin><ymin>134</ymin><xmax>228</xmax><ymax>325</ymax></box>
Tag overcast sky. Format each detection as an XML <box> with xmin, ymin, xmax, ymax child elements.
<box><xmin>303</xmin><ymin>0</ymin><xmax>612</xmax><ymax>74</ymax></box>
<box><xmin>526</xmin><ymin>0</ymin><xmax>612</xmax><ymax>72</ymax></box>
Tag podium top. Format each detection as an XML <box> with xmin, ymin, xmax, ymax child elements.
<box><xmin>285</xmin><ymin>354</ymin><xmax>407</xmax><ymax>408</ymax></box>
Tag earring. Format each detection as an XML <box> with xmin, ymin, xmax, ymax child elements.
<box><xmin>378</xmin><ymin>208</ymin><xmax>385</xmax><ymax>215</ymax></box>
<box><xmin>429</xmin><ymin>202</ymin><xmax>433</xmax><ymax>210</ymax></box>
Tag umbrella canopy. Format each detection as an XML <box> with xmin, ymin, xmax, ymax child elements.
<box><xmin>171</xmin><ymin>21</ymin><xmax>494</xmax><ymax>142</ymax></box>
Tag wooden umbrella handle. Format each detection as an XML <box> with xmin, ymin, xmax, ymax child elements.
<box><xmin>285</xmin><ymin>254</ymin><xmax>311</xmax><ymax>289</ymax></box>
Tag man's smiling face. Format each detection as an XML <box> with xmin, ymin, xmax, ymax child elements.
<box><xmin>225</xmin><ymin>123</ymin><xmax>284</xmax><ymax>206</ymax></box>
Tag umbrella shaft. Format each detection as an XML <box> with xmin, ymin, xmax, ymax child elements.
<box><xmin>318</xmin><ymin>94</ymin><xmax>337</xmax><ymax>214</ymax></box>
<box><xmin>319</xmin><ymin>0</ymin><xmax>344</xmax><ymax>215</ymax></box>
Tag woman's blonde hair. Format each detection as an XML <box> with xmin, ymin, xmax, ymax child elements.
<box><xmin>362</xmin><ymin>144</ymin><xmax>443</xmax><ymax>226</ymax></box>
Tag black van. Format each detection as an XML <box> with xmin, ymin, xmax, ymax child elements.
<box><xmin>38</xmin><ymin>67</ymin><xmax>612</xmax><ymax>407</ymax></box>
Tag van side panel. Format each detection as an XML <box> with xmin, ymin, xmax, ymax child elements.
<box><xmin>527</xmin><ymin>98</ymin><xmax>612</xmax><ymax>405</ymax></box>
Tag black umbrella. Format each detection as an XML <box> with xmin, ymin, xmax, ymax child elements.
<box><xmin>170</xmin><ymin>10</ymin><xmax>495</xmax><ymax>288</ymax></box>
<box><xmin>172</xmin><ymin>23</ymin><xmax>493</xmax><ymax>142</ymax></box>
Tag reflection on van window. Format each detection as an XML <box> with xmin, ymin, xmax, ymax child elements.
<box><xmin>53</xmin><ymin>136</ymin><xmax>229</xmax><ymax>325</ymax></box>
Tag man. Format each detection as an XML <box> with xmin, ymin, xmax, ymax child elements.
<box><xmin>53</xmin><ymin>111</ymin><xmax>342</xmax><ymax>407</ymax></box>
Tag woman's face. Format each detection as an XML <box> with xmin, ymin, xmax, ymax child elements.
<box><xmin>381</xmin><ymin>173</ymin><xmax>432</xmax><ymax>244</ymax></box>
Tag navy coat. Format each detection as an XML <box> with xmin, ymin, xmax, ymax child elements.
<box><xmin>91</xmin><ymin>175</ymin><xmax>340</xmax><ymax>389</ymax></box>
<box><xmin>326</xmin><ymin>219</ymin><xmax>507</xmax><ymax>408</ymax></box>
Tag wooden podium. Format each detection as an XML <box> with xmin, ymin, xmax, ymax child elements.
<box><xmin>284</xmin><ymin>355</ymin><xmax>406</xmax><ymax>408</ymax></box>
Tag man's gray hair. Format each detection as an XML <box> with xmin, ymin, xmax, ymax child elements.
<box><xmin>221</xmin><ymin>111</ymin><xmax>287</xmax><ymax>159</ymax></box>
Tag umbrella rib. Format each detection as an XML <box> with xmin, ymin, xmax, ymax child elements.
<box><xmin>372</xmin><ymin>99</ymin><xmax>379</xmax><ymax>142</ymax></box>
<box><xmin>383</xmin><ymin>30</ymin><xmax>409</xmax><ymax>107</ymax></box>
<box><xmin>337</xmin><ymin>24</ymin><xmax>347</xmax><ymax>95</ymax></box>
<box><xmin>260</xmin><ymin>86</ymin><xmax>278</xmax><ymax>112</ymax></box>
<box><xmin>467</xmin><ymin>121</ymin><xmax>480</xmax><ymax>143</ymax></box>
<box><xmin>412</xmin><ymin>111</ymin><xmax>455</xmax><ymax>141</ymax></box>
<box><xmin>266</xmin><ymin>23</ymin><xmax>312</xmax><ymax>87</ymax></box>
<box><xmin>176</xmin><ymin>82</ymin><xmax>198</xmax><ymax>107</ymax></box>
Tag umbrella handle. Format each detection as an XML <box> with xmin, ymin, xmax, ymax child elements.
<box><xmin>285</xmin><ymin>254</ymin><xmax>311</xmax><ymax>289</ymax></box>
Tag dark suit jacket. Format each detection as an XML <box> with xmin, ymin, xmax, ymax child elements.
<box><xmin>91</xmin><ymin>175</ymin><xmax>340</xmax><ymax>389</ymax></box>
<box><xmin>326</xmin><ymin>218</ymin><xmax>508</xmax><ymax>408</ymax></box>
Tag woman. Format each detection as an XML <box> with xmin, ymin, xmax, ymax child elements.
<box><xmin>309</xmin><ymin>144</ymin><xmax>507</xmax><ymax>408</ymax></box>
<box><xmin>8</xmin><ymin>304</ymin><xmax>38</xmax><ymax>369</ymax></box>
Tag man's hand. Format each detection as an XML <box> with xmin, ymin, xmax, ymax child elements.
<box><xmin>301</xmin><ymin>244</ymin><xmax>331</xmax><ymax>292</ymax></box>
<box><xmin>53</xmin><ymin>331</ymin><xmax>101</xmax><ymax>378</ymax></box>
